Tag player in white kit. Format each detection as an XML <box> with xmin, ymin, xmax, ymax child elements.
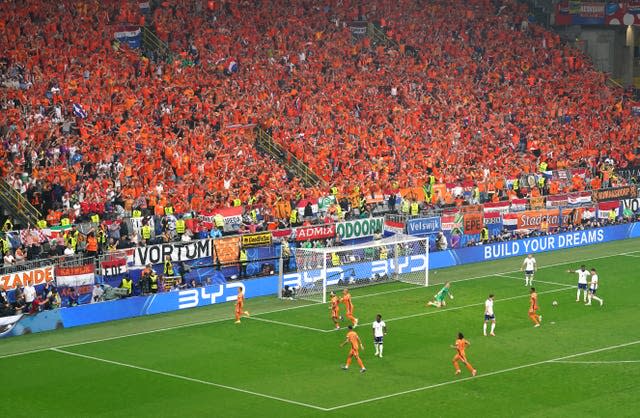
<box><xmin>372</xmin><ymin>314</ymin><xmax>387</xmax><ymax>357</ymax></box>
<box><xmin>521</xmin><ymin>254</ymin><xmax>537</xmax><ymax>286</ymax></box>
<box><xmin>585</xmin><ymin>268</ymin><xmax>604</xmax><ymax>306</ymax></box>
<box><xmin>567</xmin><ymin>264</ymin><xmax>590</xmax><ymax>302</ymax></box>
<box><xmin>483</xmin><ymin>294</ymin><xmax>496</xmax><ymax>336</ymax></box>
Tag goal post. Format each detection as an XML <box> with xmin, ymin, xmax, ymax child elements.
<box><xmin>280</xmin><ymin>234</ymin><xmax>429</xmax><ymax>304</ymax></box>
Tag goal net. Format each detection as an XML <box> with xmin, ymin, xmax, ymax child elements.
<box><xmin>281</xmin><ymin>234</ymin><xmax>429</xmax><ymax>303</ymax></box>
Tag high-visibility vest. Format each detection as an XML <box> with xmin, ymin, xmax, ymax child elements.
<box><xmin>98</xmin><ymin>229</ymin><xmax>107</xmax><ymax>244</ymax></box>
<box><xmin>2</xmin><ymin>219</ymin><xmax>12</xmax><ymax>231</ymax></box>
<box><xmin>0</xmin><ymin>238</ymin><xmax>9</xmax><ymax>254</ymax></box>
<box><xmin>91</xmin><ymin>214</ymin><xmax>100</xmax><ymax>224</ymax></box>
<box><xmin>410</xmin><ymin>202</ymin><xmax>419</xmax><ymax>215</ymax></box>
<box><xmin>401</xmin><ymin>200</ymin><xmax>410</xmax><ymax>214</ymax></box>
<box><xmin>142</xmin><ymin>225</ymin><xmax>151</xmax><ymax>239</ymax></box>
<box><xmin>289</xmin><ymin>209</ymin><xmax>297</xmax><ymax>224</ymax></box>
<box><xmin>473</xmin><ymin>187</ymin><xmax>480</xmax><ymax>200</ymax></box>
<box><xmin>214</xmin><ymin>214</ymin><xmax>224</xmax><ymax>227</ymax></box>
<box><xmin>239</xmin><ymin>249</ymin><xmax>248</xmax><ymax>264</ymax></box>
<box><xmin>150</xmin><ymin>274</ymin><xmax>158</xmax><ymax>290</ymax></box>
<box><xmin>538</xmin><ymin>177</ymin><xmax>545</xmax><ymax>188</ymax></box>
<box><xmin>379</xmin><ymin>247</ymin><xmax>388</xmax><ymax>260</ymax></box>
<box><xmin>37</xmin><ymin>219</ymin><xmax>47</xmax><ymax>229</ymax></box>
<box><xmin>176</xmin><ymin>219</ymin><xmax>186</xmax><ymax>234</ymax></box>
<box><xmin>330</xmin><ymin>186</ymin><xmax>339</xmax><ymax>196</ymax></box>
<box><xmin>121</xmin><ymin>278</ymin><xmax>133</xmax><ymax>294</ymax></box>
<box><xmin>250</xmin><ymin>209</ymin><xmax>257</xmax><ymax>223</ymax></box>
<box><xmin>513</xmin><ymin>179</ymin><xmax>519</xmax><ymax>191</ymax></box>
<box><xmin>480</xmin><ymin>228</ymin><xmax>489</xmax><ymax>241</ymax></box>
<box><xmin>164</xmin><ymin>260</ymin><xmax>174</xmax><ymax>276</ymax></box>
<box><xmin>164</xmin><ymin>206</ymin><xmax>174</xmax><ymax>215</ymax></box>
<box><xmin>539</xmin><ymin>162</ymin><xmax>548</xmax><ymax>172</ymax></box>
<box><xmin>132</xmin><ymin>209</ymin><xmax>142</xmax><ymax>218</ymax></box>
<box><xmin>331</xmin><ymin>253</ymin><xmax>340</xmax><ymax>266</ymax></box>
<box><xmin>60</xmin><ymin>218</ymin><xmax>70</xmax><ymax>227</ymax></box>
<box><xmin>233</xmin><ymin>198</ymin><xmax>241</xmax><ymax>207</ymax></box>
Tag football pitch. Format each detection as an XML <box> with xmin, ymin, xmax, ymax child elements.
<box><xmin>1</xmin><ymin>239</ymin><xmax>639</xmax><ymax>418</ymax></box>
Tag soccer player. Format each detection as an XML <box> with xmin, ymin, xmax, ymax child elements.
<box><xmin>234</xmin><ymin>287</ymin><xmax>250</xmax><ymax>324</ymax></box>
<box><xmin>529</xmin><ymin>287</ymin><xmax>542</xmax><ymax>327</ymax></box>
<box><xmin>341</xmin><ymin>288</ymin><xmax>358</xmax><ymax>328</ymax></box>
<box><xmin>483</xmin><ymin>294</ymin><xmax>496</xmax><ymax>336</ymax></box>
<box><xmin>329</xmin><ymin>291</ymin><xmax>342</xmax><ymax>329</ymax></box>
<box><xmin>521</xmin><ymin>254</ymin><xmax>537</xmax><ymax>286</ymax></box>
<box><xmin>451</xmin><ymin>332</ymin><xmax>477</xmax><ymax>376</ymax></box>
<box><xmin>372</xmin><ymin>314</ymin><xmax>387</xmax><ymax>357</ymax></box>
<box><xmin>586</xmin><ymin>268</ymin><xmax>604</xmax><ymax>306</ymax></box>
<box><xmin>427</xmin><ymin>282</ymin><xmax>454</xmax><ymax>308</ymax></box>
<box><xmin>340</xmin><ymin>325</ymin><xmax>366</xmax><ymax>373</ymax></box>
<box><xmin>567</xmin><ymin>264</ymin><xmax>590</xmax><ymax>303</ymax></box>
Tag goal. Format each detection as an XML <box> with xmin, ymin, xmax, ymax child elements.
<box><xmin>279</xmin><ymin>234</ymin><xmax>429</xmax><ymax>303</ymax></box>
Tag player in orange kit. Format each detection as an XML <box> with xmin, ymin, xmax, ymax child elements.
<box><xmin>529</xmin><ymin>287</ymin><xmax>542</xmax><ymax>327</ymax></box>
<box><xmin>341</xmin><ymin>288</ymin><xmax>359</xmax><ymax>327</ymax></box>
<box><xmin>234</xmin><ymin>287</ymin><xmax>250</xmax><ymax>324</ymax></box>
<box><xmin>329</xmin><ymin>291</ymin><xmax>342</xmax><ymax>330</ymax></box>
<box><xmin>340</xmin><ymin>325</ymin><xmax>366</xmax><ymax>372</ymax></box>
<box><xmin>451</xmin><ymin>332</ymin><xmax>477</xmax><ymax>376</ymax></box>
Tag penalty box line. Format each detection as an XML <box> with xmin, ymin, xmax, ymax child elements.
<box><xmin>49</xmin><ymin>347</ymin><xmax>330</xmax><ymax>411</ymax></box>
<box><xmin>496</xmin><ymin>273</ymin><xmax>572</xmax><ymax>288</ymax></box>
<box><xmin>324</xmin><ymin>339</ymin><xmax>640</xmax><ymax>411</ymax></box>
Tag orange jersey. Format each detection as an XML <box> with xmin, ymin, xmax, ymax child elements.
<box><xmin>236</xmin><ymin>292</ymin><xmax>245</xmax><ymax>309</ymax></box>
<box><xmin>455</xmin><ymin>338</ymin><xmax>469</xmax><ymax>357</ymax></box>
<box><xmin>342</xmin><ymin>293</ymin><xmax>353</xmax><ymax>312</ymax></box>
<box><xmin>330</xmin><ymin>295</ymin><xmax>340</xmax><ymax>315</ymax></box>
<box><xmin>529</xmin><ymin>292</ymin><xmax>538</xmax><ymax>311</ymax></box>
<box><xmin>346</xmin><ymin>330</ymin><xmax>360</xmax><ymax>350</ymax></box>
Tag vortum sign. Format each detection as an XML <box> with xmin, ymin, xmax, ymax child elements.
<box><xmin>132</xmin><ymin>239</ymin><xmax>212</xmax><ymax>266</ymax></box>
<box><xmin>335</xmin><ymin>218</ymin><xmax>383</xmax><ymax>240</ymax></box>
<box><xmin>483</xmin><ymin>229</ymin><xmax>605</xmax><ymax>259</ymax></box>
<box><xmin>178</xmin><ymin>282</ymin><xmax>245</xmax><ymax>309</ymax></box>
<box><xmin>282</xmin><ymin>254</ymin><xmax>428</xmax><ymax>288</ymax></box>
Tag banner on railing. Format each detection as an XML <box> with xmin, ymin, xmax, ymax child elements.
<box><xmin>336</xmin><ymin>218</ymin><xmax>383</xmax><ymax>240</ymax></box>
<box><xmin>55</xmin><ymin>263</ymin><xmax>95</xmax><ymax>287</ymax></box>
<box><xmin>597</xmin><ymin>201</ymin><xmax>620</xmax><ymax>219</ymax></box>
<box><xmin>0</xmin><ymin>266</ymin><xmax>55</xmax><ymax>290</ymax></box>
<box><xmin>483</xmin><ymin>201</ymin><xmax>510</xmax><ymax>214</ymax></box>
<box><xmin>294</xmin><ymin>224</ymin><xmax>336</xmax><ymax>242</ymax></box>
<box><xmin>406</xmin><ymin>217</ymin><xmax>441</xmax><ymax>236</ymax></box>
<box><xmin>463</xmin><ymin>212</ymin><xmax>484</xmax><ymax>235</ymax></box>
<box><xmin>132</xmin><ymin>240</ymin><xmax>212</xmax><ymax>266</ymax></box>
<box><xmin>441</xmin><ymin>214</ymin><xmax>463</xmax><ymax>231</ymax></box>
<box><xmin>241</xmin><ymin>232</ymin><xmax>272</xmax><ymax>248</ymax></box>
<box><xmin>592</xmin><ymin>186</ymin><xmax>638</xmax><ymax>202</ymax></box>
<box><xmin>213</xmin><ymin>236</ymin><xmax>241</xmax><ymax>264</ymax></box>
<box><xmin>199</xmin><ymin>207</ymin><xmax>243</xmax><ymax>232</ymax></box>
<box><xmin>622</xmin><ymin>197</ymin><xmax>640</xmax><ymax>213</ymax></box>
<box><xmin>515</xmin><ymin>208</ymin><xmax>571</xmax><ymax>230</ymax></box>
<box><xmin>555</xmin><ymin>1</ymin><xmax>605</xmax><ymax>26</ymax></box>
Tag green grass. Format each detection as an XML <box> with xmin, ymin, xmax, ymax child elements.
<box><xmin>1</xmin><ymin>238</ymin><xmax>639</xmax><ymax>417</ymax></box>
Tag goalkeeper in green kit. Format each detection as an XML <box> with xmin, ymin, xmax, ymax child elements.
<box><xmin>427</xmin><ymin>282</ymin><xmax>454</xmax><ymax>308</ymax></box>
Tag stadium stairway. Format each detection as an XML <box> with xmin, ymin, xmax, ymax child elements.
<box><xmin>0</xmin><ymin>179</ymin><xmax>41</xmax><ymax>227</ymax></box>
<box><xmin>141</xmin><ymin>26</ymin><xmax>173</xmax><ymax>63</ymax></box>
<box><xmin>254</xmin><ymin>127</ymin><xmax>326</xmax><ymax>188</ymax></box>
<box><xmin>367</xmin><ymin>22</ymin><xmax>398</xmax><ymax>48</ymax></box>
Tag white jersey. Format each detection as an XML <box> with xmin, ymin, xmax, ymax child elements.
<box><xmin>372</xmin><ymin>320</ymin><xmax>386</xmax><ymax>337</ymax></box>
<box><xmin>575</xmin><ymin>269</ymin><xmax>591</xmax><ymax>284</ymax></box>
<box><xmin>485</xmin><ymin>298</ymin><xmax>494</xmax><ymax>316</ymax></box>
<box><xmin>523</xmin><ymin>257</ymin><xmax>536</xmax><ymax>271</ymax></box>
<box><xmin>590</xmin><ymin>274</ymin><xmax>599</xmax><ymax>290</ymax></box>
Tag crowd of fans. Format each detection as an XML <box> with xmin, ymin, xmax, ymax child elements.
<box><xmin>0</xmin><ymin>0</ymin><xmax>638</xmax><ymax>230</ymax></box>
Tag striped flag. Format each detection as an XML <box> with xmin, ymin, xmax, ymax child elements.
<box><xmin>73</xmin><ymin>103</ymin><xmax>87</xmax><ymax>119</ymax></box>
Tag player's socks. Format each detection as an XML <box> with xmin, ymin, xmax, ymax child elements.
<box><xmin>539</xmin><ymin>315</ymin><xmax>542</xmax><ymax>323</ymax></box>
<box><xmin>244</xmin><ymin>311</ymin><xmax>250</xmax><ymax>317</ymax></box>
<box><xmin>576</xmin><ymin>289</ymin><xmax>581</xmax><ymax>302</ymax></box>
<box><xmin>354</xmin><ymin>318</ymin><xmax>359</xmax><ymax>328</ymax></box>
<box><xmin>379</xmin><ymin>345</ymin><xmax>383</xmax><ymax>357</ymax></box>
<box><xmin>472</xmin><ymin>369</ymin><xmax>477</xmax><ymax>377</ymax></box>
<box><xmin>357</xmin><ymin>358</ymin><xmax>365</xmax><ymax>369</ymax></box>
<box><xmin>360</xmin><ymin>368</ymin><xmax>366</xmax><ymax>373</ymax></box>
<box><xmin>483</xmin><ymin>323</ymin><xmax>487</xmax><ymax>336</ymax></box>
<box><xmin>592</xmin><ymin>295</ymin><xmax>603</xmax><ymax>305</ymax></box>
<box><xmin>490</xmin><ymin>323</ymin><xmax>496</xmax><ymax>335</ymax></box>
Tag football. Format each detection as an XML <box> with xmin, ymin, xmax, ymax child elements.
<box><xmin>552</xmin><ymin>300</ymin><xmax>558</xmax><ymax>307</ymax></box>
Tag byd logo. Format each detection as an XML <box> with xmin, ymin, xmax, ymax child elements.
<box><xmin>178</xmin><ymin>282</ymin><xmax>245</xmax><ymax>309</ymax></box>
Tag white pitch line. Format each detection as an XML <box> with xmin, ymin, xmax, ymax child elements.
<box><xmin>496</xmin><ymin>274</ymin><xmax>573</xmax><ymax>288</ymax></box>
<box><xmin>621</xmin><ymin>254</ymin><xmax>640</xmax><ymax>258</ymax></box>
<box><xmin>550</xmin><ymin>360</ymin><xmax>640</xmax><ymax>364</ymax></box>
<box><xmin>248</xmin><ymin>316</ymin><xmax>328</xmax><ymax>333</ymax></box>
<box><xmin>0</xmin><ymin>248</ymin><xmax>634</xmax><ymax>360</ymax></box>
<box><xmin>50</xmin><ymin>348</ymin><xmax>328</xmax><ymax>411</ymax></box>
<box><xmin>325</xmin><ymin>339</ymin><xmax>640</xmax><ymax>411</ymax></box>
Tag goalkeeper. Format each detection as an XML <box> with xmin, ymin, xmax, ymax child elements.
<box><xmin>427</xmin><ymin>282</ymin><xmax>454</xmax><ymax>308</ymax></box>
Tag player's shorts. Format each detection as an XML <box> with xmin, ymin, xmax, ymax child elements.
<box><xmin>525</xmin><ymin>270</ymin><xmax>534</xmax><ymax>275</ymax></box>
<box><xmin>578</xmin><ymin>283</ymin><xmax>587</xmax><ymax>290</ymax></box>
<box><xmin>484</xmin><ymin>314</ymin><xmax>495</xmax><ymax>321</ymax></box>
<box><xmin>374</xmin><ymin>336</ymin><xmax>383</xmax><ymax>344</ymax></box>
<box><xmin>435</xmin><ymin>295</ymin><xmax>445</xmax><ymax>303</ymax></box>
<box><xmin>589</xmin><ymin>288</ymin><xmax>597</xmax><ymax>294</ymax></box>
<box><xmin>349</xmin><ymin>348</ymin><xmax>360</xmax><ymax>357</ymax></box>
<box><xmin>332</xmin><ymin>309</ymin><xmax>340</xmax><ymax>318</ymax></box>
